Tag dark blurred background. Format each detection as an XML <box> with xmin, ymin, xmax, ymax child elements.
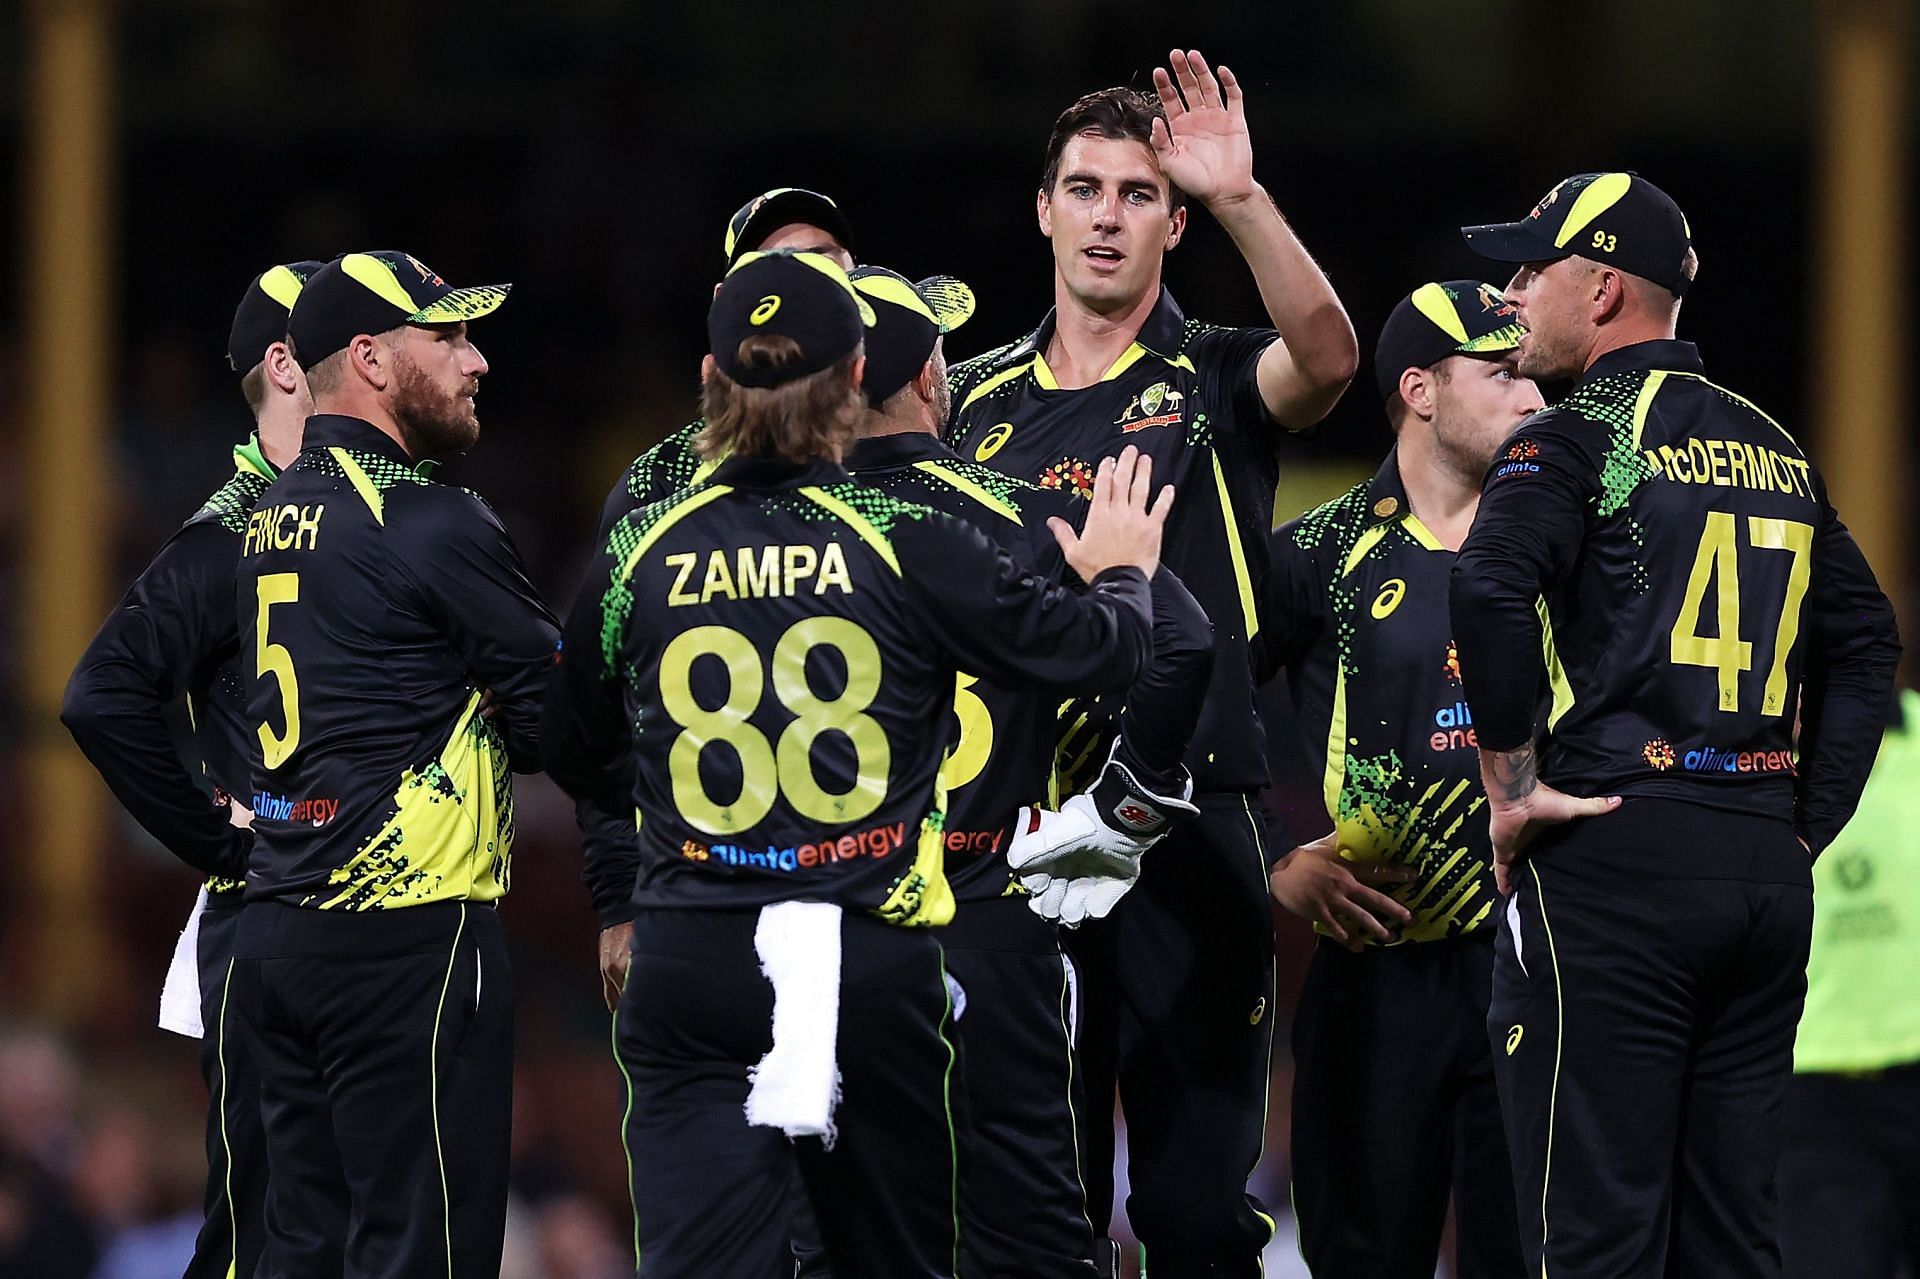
<box><xmin>0</xmin><ymin>1</ymin><xmax>1912</xmax><ymax>1274</ymax></box>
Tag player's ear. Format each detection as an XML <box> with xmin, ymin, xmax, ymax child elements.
<box><xmin>351</xmin><ymin>333</ymin><xmax>389</xmax><ymax>392</ymax></box>
<box><xmin>1398</xmin><ymin>366</ymin><xmax>1437</xmax><ymax>422</ymax></box>
<box><xmin>850</xmin><ymin>353</ymin><xmax>866</xmax><ymax>391</ymax></box>
<box><xmin>1591</xmin><ymin>268</ymin><xmax>1626</xmax><ymax>324</ymax></box>
<box><xmin>699</xmin><ymin>353</ymin><xmax>716</xmax><ymax>385</ymax></box>
<box><xmin>1165</xmin><ymin>202</ymin><xmax>1187</xmax><ymax>251</ymax></box>
<box><xmin>263</xmin><ymin>341</ymin><xmax>301</xmax><ymax>395</ymax></box>
<box><xmin>1036</xmin><ymin>188</ymin><xmax>1053</xmax><ymax>238</ymax></box>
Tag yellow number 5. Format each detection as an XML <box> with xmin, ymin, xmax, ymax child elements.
<box><xmin>940</xmin><ymin>673</ymin><xmax>995</xmax><ymax>792</ymax></box>
<box><xmin>255</xmin><ymin>573</ymin><xmax>302</xmax><ymax>768</ymax></box>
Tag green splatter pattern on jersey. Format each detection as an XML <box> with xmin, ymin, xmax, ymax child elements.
<box><xmin>1560</xmin><ymin>369</ymin><xmax>1656</xmax><ymax>591</ymax></box>
<box><xmin>597</xmin><ymin>481</ymin><xmax>722</xmax><ymax>677</ymax></box>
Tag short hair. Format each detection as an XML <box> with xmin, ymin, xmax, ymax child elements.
<box><xmin>240</xmin><ymin>363</ymin><xmax>269</xmax><ymax>415</ymax></box>
<box><xmin>304</xmin><ymin>348</ymin><xmax>349</xmax><ymax>397</ymax></box>
<box><xmin>697</xmin><ymin>336</ymin><xmax>865</xmax><ymax>465</ymax></box>
<box><xmin>1039</xmin><ymin>87</ymin><xmax>1186</xmax><ymax>211</ymax></box>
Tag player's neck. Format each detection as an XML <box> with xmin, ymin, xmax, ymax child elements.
<box><xmin>1044</xmin><ymin>275</ymin><xmax>1162</xmax><ymax>389</ymax></box>
<box><xmin>254</xmin><ymin>399</ymin><xmax>306</xmax><ymax>471</ymax></box>
<box><xmin>1581</xmin><ymin>317</ymin><xmax>1679</xmax><ymax>373</ymax></box>
<box><xmin>856</xmin><ymin>410</ymin><xmax>936</xmax><ymax>441</ymax></box>
<box><xmin>312</xmin><ymin>392</ymin><xmax>412</xmax><ymax>459</ymax></box>
<box><xmin>1396</xmin><ymin>432</ymin><xmax>1480</xmax><ymax>551</ymax></box>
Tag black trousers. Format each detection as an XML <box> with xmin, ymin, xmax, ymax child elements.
<box><xmin>1491</xmin><ymin>800</ymin><xmax>1812</xmax><ymax>1279</ymax></box>
<box><xmin>1290</xmin><ymin>931</ymin><xmax>1523</xmax><ymax>1279</ymax></box>
<box><xmin>231</xmin><ymin>900</ymin><xmax>514</xmax><ymax>1279</ymax></box>
<box><xmin>616</xmin><ymin>907</ymin><xmax>958</xmax><ymax>1279</ymax></box>
<box><xmin>184</xmin><ymin>895</ymin><xmax>267</xmax><ymax>1279</ymax></box>
<box><xmin>944</xmin><ymin>895</ymin><xmax>1098</xmax><ymax>1278</ymax></box>
<box><xmin>1779</xmin><ymin>1061</ymin><xmax>1920</xmax><ymax>1279</ymax></box>
<box><xmin>1069</xmin><ymin>792</ymin><xmax>1278</xmax><ymax>1278</ymax></box>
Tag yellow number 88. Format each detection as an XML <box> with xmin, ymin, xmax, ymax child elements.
<box><xmin>659</xmin><ymin>619</ymin><xmax>891</xmax><ymax>835</ymax></box>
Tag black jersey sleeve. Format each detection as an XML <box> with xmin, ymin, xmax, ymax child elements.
<box><xmin>61</xmin><ymin>521</ymin><xmax>251</xmax><ymax>879</ymax></box>
<box><xmin>398</xmin><ymin>491</ymin><xmax>561</xmax><ymax>772</ymax></box>
<box><xmin>575</xmin><ymin>794</ymin><xmax>640</xmax><ymax>927</ymax></box>
<box><xmin>1253</xmin><ymin>517</ymin><xmax>1331</xmax><ymax>686</ymax></box>
<box><xmin>1451</xmin><ymin>413</ymin><xmax>1599</xmax><ymax>752</ymax></box>
<box><xmin>897</xmin><ymin>514</ymin><xmax>1154</xmax><ymax>696</ymax></box>
<box><xmin>1190</xmin><ymin>324</ymin><xmax>1281</xmax><ymax>430</ymax></box>
<box><xmin>1794</xmin><ymin>478</ymin><xmax>1901</xmax><ymax>853</ymax></box>
<box><xmin>1111</xmin><ymin>566</ymin><xmax>1215</xmax><ymax>789</ymax></box>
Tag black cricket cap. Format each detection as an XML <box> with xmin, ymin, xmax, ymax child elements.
<box><xmin>709</xmin><ymin>250</ymin><xmax>876</xmax><ymax>389</ymax></box>
<box><xmin>724</xmin><ymin>188</ymin><xmax>856</xmax><ymax>267</ymax></box>
<box><xmin>1374</xmin><ymin>281</ymin><xmax>1526</xmax><ymax>402</ymax></box>
<box><xmin>227</xmin><ymin>260</ymin><xmax>327</xmax><ymax>373</ymax></box>
<box><xmin>847</xmin><ymin>267</ymin><xmax>976</xmax><ymax>407</ymax></box>
<box><xmin>1461</xmin><ymin>171</ymin><xmax>1694</xmax><ymax>295</ymax></box>
<box><xmin>286</xmin><ymin>250</ymin><xmax>510</xmax><ymax>370</ymax></box>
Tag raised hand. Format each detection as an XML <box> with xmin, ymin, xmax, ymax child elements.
<box><xmin>1150</xmin><ymin>49</ymin><xmax>1256</xmax><ymax>208</ymax></box>
<box><xmin>1049</xmin><ymin>445</ymin><xmax>1174</xmax><ymax>580</ymax></box>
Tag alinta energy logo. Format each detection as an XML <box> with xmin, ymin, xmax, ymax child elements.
<box><xmin>1641</xmin><ymin>737</ymin><xmax>1794</xmax><ymax>776</ymax></box>
<box><xmin>680</xmin><ymin>820</ymin><xmax>911</xmax><ymax>873</ymax></box>
<box><xmin>252</xmin><ymin>790</ymin><xmax>341</xmax><ymax>827</ymax></box>
<box><xmin>1493</xmin><ymin>438</ymin><xmax>1542</xmax><ymax>481</ymax></box>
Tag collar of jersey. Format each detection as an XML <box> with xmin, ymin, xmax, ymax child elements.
<box><xmin>1017</xmin><ymin>286</ymin><xmax>1190</xmax><ymax>384</ymax></box>
<box><xmin>1580</xmin><ymin>338</ymin><xmax>1704</xmax><ymax>384</ymax></box>
<box><xmin>1361</xmin><ymin>445</ymin><xmax>1446</xmax><ymax>550</ymax></box>
<box><xmin>845</xmin><ymin>431</ymin><xmax>954</xmax><ymax>472</ymax></box>
<box><xmin>232</xmin><ymin>433</ymin><xmax>277</xmax><ymax>481</ymax></box>
<box><xmin>709</xmin><ymin>453</ymin><xmax>850</xmax><ymax>491</ymax></box>
<box><xmin>299</xmin><ymin>413</ymin><xmax>440</xmax><ymax>477</ymax></box>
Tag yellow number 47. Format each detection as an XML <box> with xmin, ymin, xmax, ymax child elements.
<box><xmin>1669</xmin><ymin>512</ymin><xmax>1813</xmax><ymax>717</ymax></box>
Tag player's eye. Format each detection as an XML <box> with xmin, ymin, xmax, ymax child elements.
<box><xmin>1069</xmin><ymin>185</ymin><xmax>1094</xmax><ymax>199</ymax></box>
<box><xmin>1126</xmin><ymin>190</ymin><xmax>1151</xmax><ymax>205</ymax></box>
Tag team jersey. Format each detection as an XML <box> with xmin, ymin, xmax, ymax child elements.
<box><xmin>236</xmin><ymin>414</ymin><xmax>560</xmax><ymax>909</ymax></box>
<box><xmin>1259</xmin><ymin>449</ymin><xmax>1495</xmax><ymax>942</ymax></box>
<box><xmin>843</xmin><ymin>432</ymin><xmax>1078</xmax><ymax>901</ymax></box>
<box><xmin>1453</xmin><ymin>340</ymin><xmax>1899</xmax><ymax>853</ymax></box>
<box><xmin>946</xmin><ymin>287</ymin><xmax>1279</xmax><ymax>792</ymax></box>
<box><xmin>63</xmin><ymin>437</ymin><xmax>279</xmax><ymax>891</ymax></box>
<box><xmin>543</xmin><ymin>453</ymin><xmax>1154</xmax><ymax>927</ymax></box>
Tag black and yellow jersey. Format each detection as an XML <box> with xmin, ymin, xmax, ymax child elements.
<box><xmin>843</xmin><ymin>431</ymin><xmax>1078</xmax><ymax>901</ymax></box>
<box><xmin>1260</xmin><ymin>450</ymin><xmax>1495</xmax><ymax>942</ymax></box>
<box><xmin>63</xmin><ymin>438</ymin><xmax>279</xmax><ymax>892</ymax></box>
<box><xmin>1453</xmin><ymin>340</ymin><xmax>1899</xmax><ymax>853</ymax></box>
<box><xmin>946</xmin><ymin>287</ymin><xmax>1279</xmax><ymax>792</ymax></box>
<box><xmin>543</xmin><ymin>453</ymin><xmax>1154</xmax><ymax>928</ymax></box>
<box><xmin>236</xmin><ymin>414</ymin><xmax>560</xmax><ymax>909</ymax></box>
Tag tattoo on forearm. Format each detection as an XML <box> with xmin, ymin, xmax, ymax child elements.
<box><xmin>1487</xmin><ymin>744</ymin><xmax>1540</xmax><ymax>803</ymax></box>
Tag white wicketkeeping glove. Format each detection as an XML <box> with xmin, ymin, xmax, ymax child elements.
<box><xmin>1007</xmin><ymin>745</ymin><xmax>1197</xmax><ymax>926</ymax></box>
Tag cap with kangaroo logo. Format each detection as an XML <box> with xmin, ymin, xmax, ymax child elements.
<box><xmin>1461</xmin><ymin>172</ymin><xmax>1693</xmax><ymax>295</ymax></box>
<box><xmin>1373</xmin><ymin>280</ymin><xmax>1527</xmax><ymax>401</ymax></box>
<box><xmin>286</xmin><ymin>251</ymin><xmax>511</xmax><ymax>369</ymax></box>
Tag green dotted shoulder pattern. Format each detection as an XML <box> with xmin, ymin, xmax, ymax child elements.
<box><xmin>303</xmin><ymin>446</ymin><xmax>435</xmax><ymax>492</ymax></box>
<box><xmin>193</xmin><ymin>468</ymin><xmax>275</xmax><ymax>535</ymax></box>
<box><xmin>623</xmin><ymin>420</ymin><xmax>706</xmax><ymax>505</ymax></box>
<box><xmin>1287</xmin><ymin>479</ymin><xmax>1375</xmax><ymax>676</ymax></box>
<box><xmin>1555</xmin><ymin>369</ymin><xmax>1656</xmax><ymax>591</ymax></box>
